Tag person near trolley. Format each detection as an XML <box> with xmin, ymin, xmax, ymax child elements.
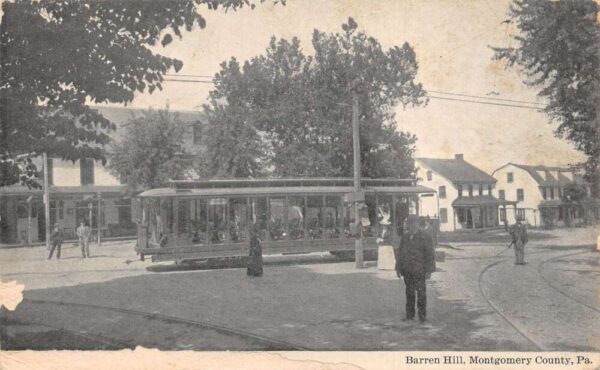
<box><xmin>509</xmin><ymin>216</ymin><xmax>528</xmax><ymax>265</ymax></box>
<box><xmin>77</xmin><ymin>220</ymin><xmax>92</xmax><ymax>258</ymax></box>
<box><xmin>395</xmin><ymin>216</ymin><xmax>436</xmax><ymax>322</ymax></box>
<box><xmin>47</xmin><ymin>223</ymin><xmax>63</xmax><ymax>260</ymax></box>
<box><xmin>247</xmin><ymin>223</ymin><xmax>263</xmax><ymax>277</ymax></box>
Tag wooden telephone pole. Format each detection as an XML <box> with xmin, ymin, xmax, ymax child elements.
<box><xmin>43</xmin><ymin>152</ymin><xmax>50</xmax><ymax>249</ymax></box>
<box><xmin>352</xmin><ymin>90</ymin><xmax>364</xmax><ymax>268</ymax></box>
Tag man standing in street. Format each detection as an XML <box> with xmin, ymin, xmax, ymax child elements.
<box><xmin>47</xmin><ymin>223</ymin><xmax>63</xmax><ymax>260</ymax></box>
<box><xmin>509</xmin><ymin>217</ymin><xmax>528</xmax><ymax>265</ymax></box>
<box><xmin>395</xmin><ymin>216</ymin><xmax>436</xmax><ymax>322</ymax></box>
<box><xmin>77</xmin><ymin>220</ymin><xmax>92</xmax><ymax>258</ymax></box>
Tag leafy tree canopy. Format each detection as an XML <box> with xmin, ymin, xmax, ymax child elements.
<box><xmin>493</xmin><ymin>0</ymin><xmax>600</xmax><ymax>196</ymax></box>
<box><xmin>201</xmin><ymin>18</ymin><xmax>426</xmax><ymax>179</ymax></box>
<box><xmin>107</xmin><ymin>108</ymin><xmax>194</xmax><ymax>193</ymax></box>
<box><xmin>562</xmin><ymin>182</ymin><xmax>588</xmax><ymax>203</ymax></box>
<box><xmin>0</xmin><ymin>0</ymin><xmax>277</xmax><ymax>188</ymax></box>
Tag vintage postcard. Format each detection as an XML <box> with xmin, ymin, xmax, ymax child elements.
<box><xmin>0</xmin><ymin>0</ymin><xmax>599</xmax><ymax>369</ymax></box>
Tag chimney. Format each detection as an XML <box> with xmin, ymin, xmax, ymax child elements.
<box><xmin>455</xmin><ymin>154</ymin><xmax>464</xmax><ymax>161</ymax></box>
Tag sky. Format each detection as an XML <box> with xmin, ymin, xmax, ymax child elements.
<box><xmin>107</xmin><ymin>0</ymin><xmax>587</xmax><ymax>174</ymax></box>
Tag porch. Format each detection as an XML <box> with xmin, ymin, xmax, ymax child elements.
<box><xmin>451</xmin><ymin>196</ymin><xmax>516</xmax><ymax>231</ymax></box>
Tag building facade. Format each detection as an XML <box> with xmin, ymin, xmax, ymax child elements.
<box><xmin>492</xmin><ymin>163</ymin><xmax>600</xmax><ymax>228</ymax></box>
<box><xmin>417</xmin><ymin>154</ymin><xmax>512</xmax><ymax>232</ymax></box>
<box><xmin>0</xmin><ymin>107</ymin><xmax>205</xmax><ymax>245</ymax></box>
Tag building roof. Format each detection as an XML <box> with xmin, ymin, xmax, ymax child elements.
<box><xmin>0</xmin><ymin>184</ymin><xmax>126</xmax><ymax>196</ymax></box>
<box><xmin>452</xmin><ymin>195</ymin><xmax>515</xmax><ymax>207</ymax></box>
<box><xmin>416</xmin><ymin>157</ymin><xmax>496</xmax><ymax>184</ymax></box>
<box><xmin>538</xmin><ymin>199</ymin><xmax>564</xmax><ymax>208</ymax></box>
<box><xmin>497</xmin><ymin>163</ymin><xmax>587</xmax><ymax>187</ymax></box>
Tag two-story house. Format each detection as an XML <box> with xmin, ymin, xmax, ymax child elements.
<box><xmin>416</xmin><ymin>154</ymin><xmax>513</xmax><ymax>232</ymax></box>
<box><xmin>0</xmin><ymin>106</ymin><xmax>205</xmax><ymax>245</ymax></box>
<box><xmin>492</xmin><ymin>163</ymin><xmax>600</xmax><ymax>228</ymax></box>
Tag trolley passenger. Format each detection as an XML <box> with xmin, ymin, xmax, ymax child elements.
<box><xmin>395</xmin><ymin>216</ymin><xmax>435</xmax><ymax>322</ymax></box>
<box><xmin>247</xmin><ymin>224</ymin><xmax>263</xmax><ymax>277</ymax></box>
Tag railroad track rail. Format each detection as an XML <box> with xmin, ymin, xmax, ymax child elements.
<box><xmin>3</xmin><ymin>317</ymin><xmax>132</xmax><ymax>350</ymax></box>
<box><xmin>477</xmin><ymin>246</ymin><xmax>597</xmax><ymax>351</ymax></box>
<box><xmin>477</xmin><ymin>260</ymin><xmax>545</xmax><ymax>351</ymax></box>
<box><xmin>536</xmin><ymin>250</ymin><xmax>600</xmax><ymax>315</ymax></box>
<box><xmin>24</xmin><ymin>298</ymin><xmax>309</xmax><ymax>351</ymax></box>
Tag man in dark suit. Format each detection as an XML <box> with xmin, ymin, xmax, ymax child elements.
<box><xmin>509</xmin><ymin>217</ymin><xmax>528</xmax><ymax>265</ymax></box>
<box><xmin>395</xmin><ymin>216</ymin><xmax>436</xmax><ymax>322</ymax></box>
<box><xmin>47</xmin><ymin>223</ymin><xmax>63</xmax><ymax>260</ymax></box>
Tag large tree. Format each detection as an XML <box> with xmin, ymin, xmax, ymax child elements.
<box><xmin>0</xmin><ymin>0</ymin><xmax>276</xmax><ymax>188</ymax></box>
<box><xmin>493</xmin><ymin>0</ymin><xmax>600</xmax><ymax>196</ymax></box>
<box><xmin>107</xmin><ymin>108</ymin><xmax>193</xmax><ymax>192</ymax></box>
<box><xmin>201</xmin><ymin>18</ymin><xmax>426</xmax><ymax>178</ymax></box>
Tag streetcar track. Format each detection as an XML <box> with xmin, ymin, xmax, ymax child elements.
<box><xmin>477</xmin><ymin>259</ymin><xmax>545</xmax><ymax>351</ymax></box>
<box><xmin>476</xmin><ymin>246</ymin><xmax>597</xmax><ymax>351</ymax></box>
<box><xmin>536</xmin><ymin>250</ymin><xmax>600</xmax><ymax>315</ymax></box>
<box><xmin>24</xmin><ymin>298</ymin><xmax>309</xmax><ymax>350</ymax></box>
<box><xmin>3</xmin><ymin>317</ymin><xmax>133</xmax><ymax>349</ymax></box>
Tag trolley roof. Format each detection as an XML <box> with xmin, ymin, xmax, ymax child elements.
<box><xmin>139</xmin><ymin>178</ymin><xmax>434</xmax><ymax>198</ymax></box>
<box><xmin>169</xmin><ymin>178</ymin><xmax>417</xmax><ymax>189</ymax></box>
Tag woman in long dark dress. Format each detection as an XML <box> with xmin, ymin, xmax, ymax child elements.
<box><xmin>247</xmin><ymin>224</ymin><xmax>263</xmax><ymax>277</ymax></box>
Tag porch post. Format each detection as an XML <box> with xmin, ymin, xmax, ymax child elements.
<box><xmin>97</xmin><ymin>192</ymin><xmax>102</xmax><ymax>246</ymax></box>
<box><xmin>453</xmin><ymin>207</ymin><xmax>457</xmax><ymax>231</ymax></box>
<box><xmin>27</xmin><ymin>197</ymin><xmax>32</xmax><ymax>246</ymax></box>
<box><xmin>482</xmin><ymin>206</ymin><xmax>487</xmax><ymax>228</ymax></box>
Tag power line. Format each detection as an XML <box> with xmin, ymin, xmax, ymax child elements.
<box><xmin>159</xmin><ymin>77</ymin><xmax>545</xmax><ymax>110</ymax></box>
<box><xmin>162</xmin><ymin>75</ymin><xmax>544</xmax><ymax>106</ymax></box>
<box><xmin>163</xmin><ymin>79</ymin><xmax>214</xmax><ymax>84</ymax></box>
<box><xmin>427</xmin><ymin>94</ymin><xmax>542</xmax><ymax>110</ymax></box>
<box><xmin>428</xmin><ymin>90</ymin><xmax>543</xmax><ymax>106</ymax></box>
<box><xmin>165</xmin><ymin>74</ymin><xmax>213</xmax><ymax>78</ymax></box>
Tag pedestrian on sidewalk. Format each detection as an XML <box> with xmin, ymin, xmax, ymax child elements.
<box><xmin>247</xmin><ymin>223</ymin><xmax>263</xmax><ymax>277</ymax></box>
<box><xmin>77</xmin><ymin>220</ymin><xmax>91</xmax><ymax>258</ymax></box>
<box><xmin>47</xmin><ymin>223</ymin><xmax>63</xmax><ymax>260</ymax></box>
<box><xmin>509</xmin><ymin>217</ymin><xmax>528</xmax><ymax>265</ymax></box>
<box><xmin>395</xmin><ymin>216</ymin><xmax>436</xmax><ymax>323</ymax></box>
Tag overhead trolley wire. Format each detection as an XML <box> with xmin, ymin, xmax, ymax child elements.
<box><xmin>427</xmin><ymin>95</ymin><xmax>543</xmax><ymax>110</ymax></box>
<box><xmin>159</xmin><ymin>75</ymin><xmax>545</xmax><ymax>111</ymax></box>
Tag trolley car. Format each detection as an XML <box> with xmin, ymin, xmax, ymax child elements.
<box><xmin>135</xmin><ymin>178</ymin><xmax>435</xmax><ymax>263</ymax></box>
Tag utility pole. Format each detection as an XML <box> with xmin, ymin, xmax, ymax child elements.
<box><xmin>352</xmin><ymin>90</ymin><xmax>364</xmax><ymax>268</ymax></box>
<box><xmin>43</xmin><ymin>152</ymin><xmax>50</xmax><ymax>249</ymax></box>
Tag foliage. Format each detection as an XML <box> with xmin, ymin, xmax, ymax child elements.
<box><xmin>200</xmin><ymin>18</ymin><xmax>426</xmax><ymax>178</ymax></box>
<box><xmin>493</xmin><ymin>0</ymin><xmax>600</xmax><ymax>196</ymax></box>
<box><xmin>107</xmin><ymin>108</ymin><xmax>193</xmax><ymax>192</ymax></box>
<box><xmin>561</xmin><ymin>183</ymin><xmax>588</xmax><ymax>203</ymax></box>
<box><xmin>0</xmin><ymin>0</ymin><xmax>273</xmax><ymax>187</ymax></box>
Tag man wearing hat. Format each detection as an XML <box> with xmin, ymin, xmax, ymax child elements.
<box><xmin>509</xmin><ymin>216</ymin><xmax>528</xmax><ymax>265</ymax></box>
<box><xmin>395</xmin><ymin>216</ymin><xmax>436</xmax><ymax>322</ymax></box>
<box><xmin>47</xmin><ymin>223</ymin><xmax>63</xmax><ymax>260</ymax></box>
<box><xmin>77</xmin><ymin>220</ymin><xmax>92</xmax><ymax>258</ymax></box>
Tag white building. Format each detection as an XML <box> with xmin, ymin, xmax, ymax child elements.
<box><xmin>416</xmin><ymin>154</ymin><xmax>512</xmax><ymax>232</ymax></box>
<box><xmin>0</xmin><ymin>107</ymin><xmax>205</xmax><ymax>245</ymax></box>
<box><xmin>492</xmin><ymin>163</ymin><xmax>600</xmax><ymax>228</ymax></box>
